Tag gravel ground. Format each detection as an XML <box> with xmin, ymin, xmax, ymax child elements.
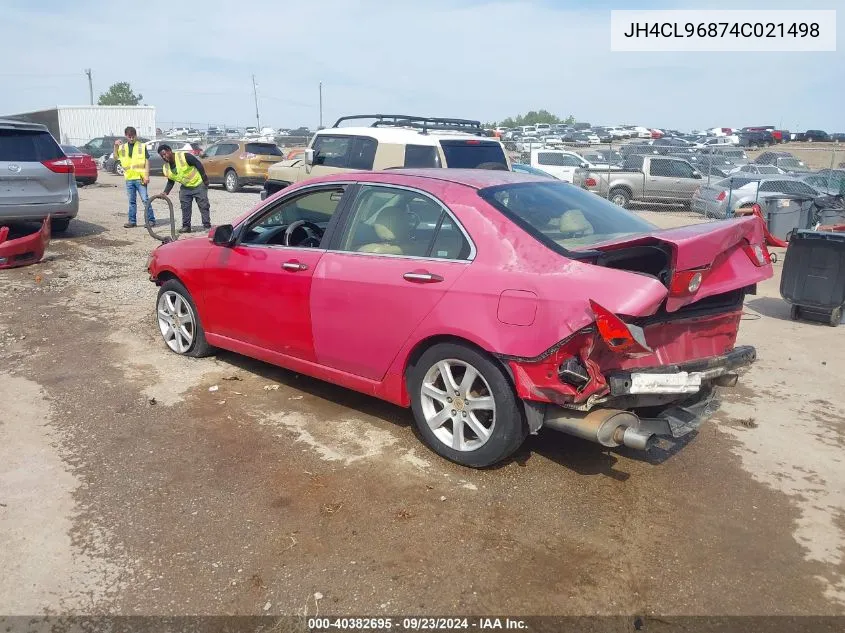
<box><xmin>0</xmin><ymin>172</ymin><xmax>843</xmax><ymax>620</ymax></box>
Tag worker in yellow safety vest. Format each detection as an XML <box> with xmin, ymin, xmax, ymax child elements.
<box><xmin>114</xmin><ymin>126</ymin><xmax>154</xmax><ymax>228</ymax></box>
<box><xmin>158</xmin><ymin>144</ymin><xmax>212</xmax><ymax>233</ymax></box>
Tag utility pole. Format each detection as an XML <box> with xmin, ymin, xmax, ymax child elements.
<box><xmin>319</xmin><ymin>81</ymin><xmax>323</xmax><ymax>129</ymax></box>
<box><xmin>252</xmin><ymin>74</ymin><xmax>261</xmax><ymax>130</ymax></box>
<box><xmin>84</xmin><ymin>68</ymin><xmax>93</xmax><ymax>105</ymax></box>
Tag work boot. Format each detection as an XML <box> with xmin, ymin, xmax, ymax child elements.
<box><xmin>203</xmin><ymin>223</ymin><xmax>212</xmax><ymax>230</ymax></box>
<box><xmin>178</xmin><ymin>226</ymin><xmax>192</xmax><ymax>234</ymax></box>
<box><xmin>123</xmin><ymin>222</ymin><xmax>137</xmax><ymax>228</ymax></box>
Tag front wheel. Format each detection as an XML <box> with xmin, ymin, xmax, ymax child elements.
<box><xmin>115</xmin><ymin>163</ymin><xmax>124</xmax><ymax>176</ymax></box>
<box><xmin>408</xmin><ymin>343</ymin><xmax>527</xmax><ymax>467</ymax></box>
<box><xmin>156</xmin><ymin>280</ymin><xmax>214</xmax><ymax>357</ymax></box>
<box><xmin>224</xmin><ymin>169</ymin><xmax>240</xmax><ymax>193</ymax></box>
<box><xmin>830</xmin><ymin>306</ymin><xmax>842</xmax><ymax>327</ymax></box>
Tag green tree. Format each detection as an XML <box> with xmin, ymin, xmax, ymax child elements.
<box><xmin>98</xmin><ymin>82</ymin><xmax>143</xmax><ymax>106</ymax></box>
<box><xmin>488</xmin><ymin>110</ymin><xmax>577</xmax><ymax>128</ymax></box>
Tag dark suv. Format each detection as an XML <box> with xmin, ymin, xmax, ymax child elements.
<box><xmin>738</xmin><ymin>130</ymin><xmax>774</xmax><ymax>148</ymax></box>
<box><xmin>0</xmin><ymin>119</ymin><xmax>79</xmax><ymax>232</ymax></box>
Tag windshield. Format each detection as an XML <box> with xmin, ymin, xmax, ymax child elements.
<box><xmin>776</xmin><ymin>158</ymin><xmax>808</xmax><ymax>170</ymax></box>
<box><xmin>478</xmin><ymin>181</ymin><xmax>656</xmax><ymax>251</ymax></box>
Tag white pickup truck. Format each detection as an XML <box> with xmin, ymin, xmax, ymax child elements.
<box><xmin>529</xmin><ymin>149</ymin><xmax>621</xmax><ymax>183</ymax></box>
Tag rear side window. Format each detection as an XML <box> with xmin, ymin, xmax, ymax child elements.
<box><xmin>439</xmin><ymin>140</ymin><xmax>507</xmax><ymax>169</ymax></box>
<box><xmin>245</xmin><ymin>143</ymin><xmax>282</xmax><ymax>156</ymax></box>
<box><xmin>0</xmin><ymin>129</ymin><xmax>63</xmax><ymax>161</ymax></box>
<box><xmin>216</xmin><ymin>143</ymin><xmax>238</xmax><ymax>156</ymax></box>
<box><xmin>404</xmin><ymin>144</ymin><xmax>440</xmax><ymax>168</ymax></box>
<box><xmin>312</xmin><ymin>135</ymin><xmax>377</xmax><ymax>170</ymax></box>
<box><xmin>537</xmin><ymin>153</ymin><xmax>581</xmax><ymax>167</ymax></box>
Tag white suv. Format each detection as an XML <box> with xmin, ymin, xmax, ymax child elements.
<box><xmin>262</xmin><ymin>115</ymin><xmax>510</xmax><ymax>199</ymax></box>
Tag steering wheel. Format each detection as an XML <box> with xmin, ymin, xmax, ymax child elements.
<box><xmin>284</xmin><ymin>220</ymin><xmax>324</xmax><ymax>248</ymax></box>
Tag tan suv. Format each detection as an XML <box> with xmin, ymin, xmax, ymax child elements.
<box><xmin>200</xmin><ymin>140</ymin><xmax>285</xmax><ymax>192</ymax></box>
<box><xmin>261</xmin><ymin>115</ymin><xmax>510</xmax><ymax>199</ymax></box>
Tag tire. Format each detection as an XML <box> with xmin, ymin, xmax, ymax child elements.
<box><xmin>830</xmin><ymin>306</ymin><xmax>842</xmax><ymax>327</ymax></box>
<box><xmin>50</xmin><ymin>218</ymin><xmax>71</xmax><ymax>233</ymax></box>
<box><xmin>224</xmin><ymin>169</ymin><xmax>240</xmax><ymax>193</ymax></box>
<box><xmin>790</xmin><ymin>305</ymin><xmax>800</xmax><ymax>321</ymax></box>
<box><xmin>156</xmin><ymin>280</ymin><xmax>214</xmax><ymax>358</ymax></box>
<box><xmin>407</xmin><ymin>342</ymin><xmax>527</xmax><ymax>468</ymax></box>
<box><xmin>115</xmin><ymin>163</ymin><xmax>124</xmax><ymax>177</ymax></box>
<box><xmin>608</xmin><ymin>187</ymin><xmax>631</xmax><ymax>208</ymax></box>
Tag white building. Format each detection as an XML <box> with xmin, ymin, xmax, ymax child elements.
<box><xmin>1</xmin><ymin>105</ymin><xmax>156</xmax><ymax>146</ymax></box>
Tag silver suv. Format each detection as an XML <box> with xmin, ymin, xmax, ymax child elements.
<box><xmin>0</xmin><ymin>119</ymin><xmax>79</xmax><ymax>232</ymax></box>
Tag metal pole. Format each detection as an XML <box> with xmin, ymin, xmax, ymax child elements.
<box><xmin>252</xmin><ymin>74</ymin><xmax>260</xmax><ymax>130</ymax></box>
<box><xmin>85</xmin><ymin>68</ymin><xmax>93</xmax><ymax>105</ymax></box>
<box><xmin>319</xmin><ymin>82</ymin><xmax>323</xmax><ymax>129</ymax></box>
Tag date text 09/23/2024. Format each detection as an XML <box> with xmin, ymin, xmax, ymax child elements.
<box><xmin>308</xmin><ymin>617</ymin><xmax>528</xmax><ymax>630</ymax></box>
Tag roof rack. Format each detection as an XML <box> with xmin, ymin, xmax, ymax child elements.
<box><xmin>332</xmin><ymin>114</ymin><xmax>482</xmax><ymax>135</ymax></box>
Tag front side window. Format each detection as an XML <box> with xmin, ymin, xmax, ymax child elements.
<box><xmin>338</xmin><ymin>185</ymin><xmax>470</xmax><ymax>259</ymax></box>
<box><xmin>240</xmin><ymin>187</ymin><xmax>346</xmax><ymax>247</ymax></box>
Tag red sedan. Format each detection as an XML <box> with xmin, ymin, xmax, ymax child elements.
<box><xmin>147</xmin><ymin>170</ymin><xmax>773</xmax><ymax>467</ymax></box>
<box><xmin>61</xmin><ymin>145</ymin><xmax>97</xmax><ymax>186</ymax></box>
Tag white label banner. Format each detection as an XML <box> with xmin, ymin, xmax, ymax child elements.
<box><xmin>610</xmin><ymin>10</ymin><xmax>836</xmax><ymax>52</ymax></box>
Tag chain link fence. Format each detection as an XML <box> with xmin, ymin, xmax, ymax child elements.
<box><xmin>505</xmin><ymin>138</ymin><xmax>844</xmax><ymax>223</ymax></box>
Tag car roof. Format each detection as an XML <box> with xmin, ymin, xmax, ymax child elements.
<box><xmin>0</xmin><ymin>118</ymin><xmax>50</xmax><ymax>132</ymax></box>
<box><xmin>306</xmin><ymin>169</ymin><xmax>548</xmax><ymax>190</ymax></box>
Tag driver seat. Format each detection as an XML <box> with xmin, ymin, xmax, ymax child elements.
<box><xmin>357</xmin><ymin>205</ymin><xmax>410</xmax><ymax>255</ymax></box>
<box><xmin>559</xmin><ymin>209</ymin><xmax>593</xmax><ymax>235</ymax></box>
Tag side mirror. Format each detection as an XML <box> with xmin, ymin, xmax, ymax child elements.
<box><xmin>304</xmin><ymin>148</ymin><xmax>315</xmax><ymax>166</ymax></box>
<box><xmin>211</xmin><ymin>224</ymin><xmax>235</xmax><ymax>246</ymax></box>
<box><xmin>693</xmin><ymin>171</ymin><xmax>702</xmax><ymax>179</ymax></box>
<box><xmin>200</xmin><ymin>152</ymin><xmax>207</xmax><ymax>158</ymax></box>
<box><xmin>581</xmin><ymin>162</ymin><xmax>590</xmax><ymax>169</ymax></box>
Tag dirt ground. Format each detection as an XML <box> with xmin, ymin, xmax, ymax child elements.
<box><xmin>1</xmin><ymin>173</ymin><xmax>844</xmax><ymax>618</ymax></box>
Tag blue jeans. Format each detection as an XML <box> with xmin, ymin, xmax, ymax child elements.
<box><xmin>126</xmin><ymin>179</ymin><xmax>153</xmax><ymax>224</ymax></box>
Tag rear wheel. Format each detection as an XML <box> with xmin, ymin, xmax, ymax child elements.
<box><xmin>609</xmin><ymin>188</ymin><xmax>631</xmax><ymax>208</ymax></box>
<box><xmin>224</xmin><ymin>169</ymin><xmax>240</xmax><ymax>193</ymax></box>
<box><xmin>50</xmin><ymin>218</ymin><xmax>70</xmax><ymax>233</ymax></box>
<box><xmin>408</xmin><ymin>343</ymin><xmax>527</xmax><ymax>468</ymax></box>
<box><xmin>830</xmin><ymin>306</ymin><xmax>842</xmax><ymax>327</ymax></box>
<box><xmin>115</xmin><ymin>163</ymin><xmax>124</xmax><ymax>176</ymax></box>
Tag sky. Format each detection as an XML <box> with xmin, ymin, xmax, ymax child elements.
<box><xmin>0</xmin><ymin>0</ymin><xmax>841</xmax><ymax>131</ymax></box>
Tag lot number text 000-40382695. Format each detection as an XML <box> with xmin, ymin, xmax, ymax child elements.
<box><xmin>610</xmin><ymin>9</ymin><xmax>836</xmax><ymax>52</ymax></box>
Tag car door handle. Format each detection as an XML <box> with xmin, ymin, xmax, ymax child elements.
<box><xmin>403</xmin><ymin>272</ymin><xmax>443</xmax><ymax>283</ymax></box>
<box><xmin>282</xmin><ymin>260</ymin><xmax>308</xmax><ymax>271</ymax></box>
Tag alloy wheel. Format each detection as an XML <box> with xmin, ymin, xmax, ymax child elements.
<box><xmin>420</xmin><ymin>359</ymin><xmax>496</xmax><ymax>452</ymax></box>
<box><xmin>157</xmin><ymin>290</ymin><xmax>195</xmax><ymax>353</ymax></box>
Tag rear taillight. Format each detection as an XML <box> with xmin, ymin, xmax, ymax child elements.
<box><xmin>589</xmin><ymin>300</ymin><xmax>652</xmax><ymax>354</ymax></box>
<box><xmin>669</xmin><ymin>268</ymin><xmax>707</xmax><ymax>297</ymax></box>
<box><xmin>716</xmin><ymin>191</ymin><xmax>727</xmax><ymax>201</ymax></box>
<box><xmin>239</xmin><ymin>152</ymin><xmax>257</xmax><ymax>159</ymax></box>
<box><xmin>42</xmin><ymin>158</ymin><xmax>75</xmax><ymax>174</ymax></box>
<box><xmin>743</xmin><ymin>242</ymin><xmax>770</xmax><ymax>267</ymax></box>
<box><xmin>584</xmin><ymin>177</ymin><xmax>597</xmax><ymax>187</ymax></box>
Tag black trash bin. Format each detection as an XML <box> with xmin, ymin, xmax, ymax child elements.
<box><xmin>810</xmin><ymin>195</ymin><xmax>845</xmax><ymax>227</ymax></box>
<box><xmin>780</xmin><ymin>230</ymin><xmax>845</xmax><ymax>327</ymax></box>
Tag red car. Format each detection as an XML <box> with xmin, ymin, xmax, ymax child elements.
<box><xmin>61</xmin><ymin>145</ymin><xmax>97</xmax><ymax>186</ymax></box>
<box><xmin>147</xmin><ymin>170</ymin><xmax>773</xmax><ymax>467</ymax></box>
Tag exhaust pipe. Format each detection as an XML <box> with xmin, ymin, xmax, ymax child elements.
<box><xmin>543</xmin><ymin>408</ymin><xmax>657</xmax><ymax>451</ymax></box>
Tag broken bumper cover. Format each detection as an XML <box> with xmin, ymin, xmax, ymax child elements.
<box><xmin>0</xmin><ymin>217</ymin><xmax>51</xmax><ymax>269</ymax></box>
<box><xmin>606</xmin><ymin>346</ymin><xmax>756</xmax><ymax>396</ymax></box>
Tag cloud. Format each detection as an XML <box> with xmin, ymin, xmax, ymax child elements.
<box><xmin>0</xmin><ymin>0</ymin><xmax>841</xmax><ymax>131</ymax></box>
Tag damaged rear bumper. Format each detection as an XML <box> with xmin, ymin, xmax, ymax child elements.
<box><xmin>523</xmin><ymin>346</ymin><xmax>756</xmax><ymax>450</ymax></box>
<box><xmin>0</xmin><ymin>218</ymin><xmax>51</xmax><ymax>269</ymax></box>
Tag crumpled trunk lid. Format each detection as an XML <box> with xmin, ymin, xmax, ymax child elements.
<box><xmin>589</xmin><ymin>216</ymin><xmax>772</xmax><ymax>312</ymax></box>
